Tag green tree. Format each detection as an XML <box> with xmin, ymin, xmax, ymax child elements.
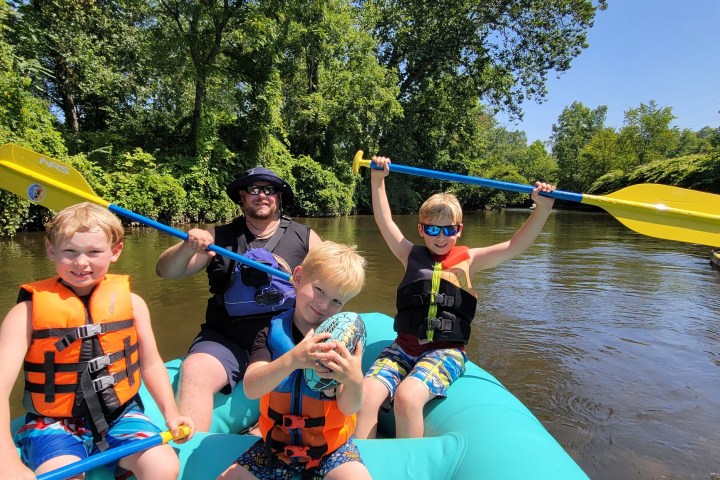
<box><xmin>362</xmin><ymin>0</ymin><xmax>605</xmax><ymax>206</ymax></box>
<box><xmin>576</xmin><ymin>128</ymin><xmax>630</xmax><ymax>191</ymax></box>
<box><xmin>0</xmin><ymin>3</ymin><xmax>66</xmax><ymax>236</ymax></box>
<box><xmin>523</xmin><ymin>140</ymin><xmax>558</xmax><ymax>183</ymax></box>
<box><xmin>361</xmin><ymin>0</ymin><xmax>606</xmax><ymax>117</ymax></box>
<box><xmin>153</xmin><ymin>0</ymin><xmax>247</xmax><ymax>155</ymax></box>
<box><xmin>618</xmin><ymin>100</ymin><xmax>677</xmax><ymax>166</ymax></box>
<box><xmin>8</xmin><ymin>0</ymin><xmax>151</xmax><ymax>139</ymax></box>
<box><xmin>550</xmin><ymin>101</ymin><xmax>607</xmax><ymax>191</ymax></box>
<box><xmin>697</xmin><ymin>125</ymin><xmax>720</xmax><ymax>149</ymax></box>
<box><xmin>275</xmin><ymin>0</ymin><xmax>401</xmax><ymax>164</ymax></box>
<box><xmin>668</xmin><ymin>128</ymin><xmax>712</xmax><ymax>157</ymax></box>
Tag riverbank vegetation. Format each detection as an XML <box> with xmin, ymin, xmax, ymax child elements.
<box><xmin>1</xmin><ymin>0</ymin><xmax>718</xmax><ymax>236</ymax></box>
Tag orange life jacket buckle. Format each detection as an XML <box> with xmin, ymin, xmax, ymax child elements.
<box><xmin>284</xmin><ymin>445</ymin><xmax>310</xmax><ymax>458</ymax></box>
<box><xmin>282</xmin><ymin>414</ymin><xmax>308</xmax><ymax>429</ymax></box>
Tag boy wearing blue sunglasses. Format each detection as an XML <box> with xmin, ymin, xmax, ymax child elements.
<box><xmin>355</xmin><ymin>155</ymin><xmax>556</xmax><ymax>440</ymax></box>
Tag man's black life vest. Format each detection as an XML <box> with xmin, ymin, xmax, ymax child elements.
<box><xmin>203</xmin><ymin>216</ymin><xmax>310</xmax><ymax>349</ymax></box>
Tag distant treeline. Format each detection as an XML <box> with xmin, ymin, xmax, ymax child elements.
<box><xmin>1</xmin><ymin>0</ymin><xmax>718</xmax><ymax>236</ymax></box>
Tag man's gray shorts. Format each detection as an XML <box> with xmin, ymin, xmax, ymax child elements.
<box><xmin>186</xmin><ymin>327</ymin><xmax>250</xmax><ymax>394</ymax></box>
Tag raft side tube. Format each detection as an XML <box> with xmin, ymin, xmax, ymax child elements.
<box><xmin>362</xmin><ymin>312</ymin><xmax>589</xmax><ymax>480</ymax></box>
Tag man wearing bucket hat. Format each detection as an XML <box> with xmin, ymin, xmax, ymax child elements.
<box><xmin>155</xmin><ymin>166</ymin><xmax>321</xmax><ymax>431</ymax></box>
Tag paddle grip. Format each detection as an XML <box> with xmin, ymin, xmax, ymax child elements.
<box><xmin>367</xmin><ymin>161</ymin><xmax>584</xmax><ymax>203</ymax></box>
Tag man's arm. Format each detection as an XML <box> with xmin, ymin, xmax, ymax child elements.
<box><xmin>155</xmin><ymin>227</ymin><xmax>217</xmax><ymax>278</ymax></box>
<box><xmin>307</xmin><ymin>229</ymin><xmax>323</xmax><ymax>250</ymax></box>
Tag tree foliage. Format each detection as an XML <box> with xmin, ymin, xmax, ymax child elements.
<box><xmin>1</xmin><ymin>0</ymin><xmax>718</xmax><ymax>237</ymax></box>
<box><xmin>618</xmin><ymin>100</ymin><xmax>677</xmax><ymax>165</ymax></box>
<box><xmin>550</xmin><ymin>101</ymin><xmax>608</xmax><ymax>191</ymax></box>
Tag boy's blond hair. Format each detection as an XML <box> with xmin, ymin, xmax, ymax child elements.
<box><xmin>418</xmin><ymin>192</ymin><xmax>463</xmax><ymax>225</ymax></box>
<box><xmin>300</xmin><ymin>241</ymin><xmax>366</xmax><ymax>302</ymax></box>
<box><xmin>45</xmin><ymin>202</ymin><xmax>124</xmax><ymax>247</ymax></box>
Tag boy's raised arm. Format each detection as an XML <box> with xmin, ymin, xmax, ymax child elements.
<box><xmin>370</xmin><ymin>156</ymin><xmax>413</xmax><ymax>266</ymax></box>
<box><xmin>469</xmin><ymin>182</ymin><xmax>556</xmax><ymax>274</ymax></box>
<box><xmin>0</xmin><ymin>303</ymin><xmax>35</xmax><ymax>479</ymax></box>
<box><xmin>131</xmin><ymin>294</ymin><xmax>195</xmax><ymax>441</ymax></box>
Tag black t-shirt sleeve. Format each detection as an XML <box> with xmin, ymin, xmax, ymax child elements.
<box><xmin>249</xmin><ymin>327</ymin><xmax>272</xmax><ymax>364</ymax></box>
<box><xmin>249</xmin><ymin>321</ymin><xmax>306</xmax><ymax>365</ymax></box>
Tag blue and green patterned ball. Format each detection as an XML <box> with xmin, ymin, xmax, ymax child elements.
<box><xmin>303</xmin><ymin>312</ymin><xmax>366</xmax><ymax>392</ymax></box>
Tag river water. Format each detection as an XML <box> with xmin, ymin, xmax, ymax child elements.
<box><xmin>1</xmin><ymin>210</ymin><xmax>718</xmax><ymax>480</ymax></box>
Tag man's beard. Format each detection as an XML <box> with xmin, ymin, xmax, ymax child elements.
<box><xmin>244</xmin><ymin>205</ymin><xmax>278</xmax><ymax>221</ymax></box>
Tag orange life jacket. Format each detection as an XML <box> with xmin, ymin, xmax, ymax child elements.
<box><xmin>21</xmin><ymin>275</ymin><xmax>141</xmax><ymax>439</ymax></box>
<box><xmin>259</xmin><ymin>312</ymin><xmax>355</xmax><ymax>469</ymax></box>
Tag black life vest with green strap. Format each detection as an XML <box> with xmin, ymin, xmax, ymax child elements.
<box><xmin>394</xmin><ymin>245</ymin><xmax>478</xmax><ymax>344</ymax></box>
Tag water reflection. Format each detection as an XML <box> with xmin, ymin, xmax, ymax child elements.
<box><xmin>1</xmin><ymin>211</ymin><xmax>719</xmax><ymax>480</ymax></box>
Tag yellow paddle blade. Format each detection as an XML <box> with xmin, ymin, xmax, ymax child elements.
<box><xmin>0</xmin><ymin>144</ymin><xmax>107</xmax><ymax>210</ymax></box>
<box><xmin>582</xmin><ymin>184</ymin><xmax>720</xmax><ymax>247</ymax></box>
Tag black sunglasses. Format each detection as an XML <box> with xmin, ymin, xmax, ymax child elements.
<box><xmin>421</xmin><ymin>224</ymin><xmax>461</xmax><ymax>237</ymax></box>
<box><xmin>244</xmin><ymin>185</ymin><xmax>279</xmax><ymax>195</ymax></box>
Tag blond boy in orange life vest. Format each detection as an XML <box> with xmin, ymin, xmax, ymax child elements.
<box><xmin>0</xmin><ymin>202</ymin><xmax>194</xmax><ymax>480</ymax></box>
<box><xmin>355</xmin><ymin>156</ymin><xmax>556</xmax><ymax>440</ymax></box>
<box><xmin>218</xmin><ymin>241</ymin><xmax>371</xmax><ymax>480</ymax></box>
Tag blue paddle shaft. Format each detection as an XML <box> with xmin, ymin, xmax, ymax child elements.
<box><xmin>109</xmin><ymin>205</ymin><xmax>292</xmax><ymax>282</ymax></box>
<box><xmin>36</xmin><ymin>435</ymin><xmax>163</xmax><ymax>480</ymax></box>
<box><xmin>370</xmin><ymin>161</ymin><xmax>584</xmax><ymax>203</ymax></box>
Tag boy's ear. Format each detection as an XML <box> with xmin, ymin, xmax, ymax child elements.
<box><xmin>417</xmin><ymin>223</ymin><xmax>424</xmax><ymax>237</ymax></box>
<box><xmin>457</xmin><ymin>223</ymin><xmax>464</xmax><ymax>238</ymax></box>
<box><xmin>292</xmin><ymin>265</ymin><xmax>303</xmax><ymax>284</ymax></box>
<box><xmin>110</xmin><ymin>242</ymin><xmax>124</xmax><ymax>262</ymax></box>
<box><xmin>45</xmin><ymin>239</ymin><xmax>55</xmax><ymax>260</ymax></box>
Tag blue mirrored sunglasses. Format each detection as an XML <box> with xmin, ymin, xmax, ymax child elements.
<box><xmin>421</xmin><ymin>224</ymin><xmax>461</xmax><ymax>237</ymax></box>
<box><xmin>244</xmin><ymin>185</ymin><xmax>278</xmax><ymax>195</ymax></box>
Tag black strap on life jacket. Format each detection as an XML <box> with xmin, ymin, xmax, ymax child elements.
<box><xmin>223</xmin><ymin>217</ymin><xmax>290</xmax><ymax>288</ymax></box>
<box><xmin>264</xmin><ymin>407</ymin><xmax>328</xmax><ymax>470</ymax></box>
<box><xmin>31</xmin><ymin>319</ymin><xmax>134</xmax><ymax>351</ymax></box>
<box><xmin>267</xmin><ymin>407</ymin><xmax>326</xmax><ymax>429</ymax></box>
<box><xmin>395</xmin><ymin>279</ymin><xmax>477</xmax><ymax>344</ymax></box>
<box><xmin>24</xmin><ymin>319</ymin><xmax>140</xmax><ymax>451</ymax></box>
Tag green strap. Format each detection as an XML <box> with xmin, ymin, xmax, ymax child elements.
<box><xmin>426</xmin><ymin>262</ymin><xmax>443</xmax><ymax>341</ymax></box>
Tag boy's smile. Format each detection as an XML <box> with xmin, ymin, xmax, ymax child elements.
<box><xmin>46</xmin><ymin>228</ymin><xmax>123</xmax><ymax>296</ymax></box>
<box><xmin>292</xmin><ymin>267</ymin><xmax>347</xmax><ymax>331</ymax></box>
<box><xmin>418</xmin><ymin>222</ymin><xmax>462</xmax><ymax>256</ymax></box>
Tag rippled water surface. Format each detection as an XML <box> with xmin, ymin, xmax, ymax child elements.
<box><xmin>1</xmin><ymin>210</ymin><xmax>718</xmax><ymax>479</ymax></box>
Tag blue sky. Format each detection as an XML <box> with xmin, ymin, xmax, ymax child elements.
<box><xmin>496</xmin><ymin>0</ymin><xmax>720</xmax><ymax>145</ymax></box>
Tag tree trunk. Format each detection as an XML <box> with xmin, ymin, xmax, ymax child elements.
<box><xmin>190</xmin><ymin>79</ymin><xmax>205</xmax><ymax>156</ymax></box>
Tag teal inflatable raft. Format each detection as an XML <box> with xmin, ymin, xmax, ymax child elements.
<box><xmin>13</xmin><ymin>312</ymin><xmax>588</xmax><ymax>479</ymax></box>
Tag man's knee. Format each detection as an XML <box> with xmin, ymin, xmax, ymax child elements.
<box><xmin>179</xmin><ymin>353</ymin><xmax>228</xmax><ymax>393</ymax></box>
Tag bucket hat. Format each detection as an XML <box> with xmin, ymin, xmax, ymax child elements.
<box><xmin>226</xmin><ymin>166</ymin><xmax>294</xmax><ymax>206</ymax></box>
